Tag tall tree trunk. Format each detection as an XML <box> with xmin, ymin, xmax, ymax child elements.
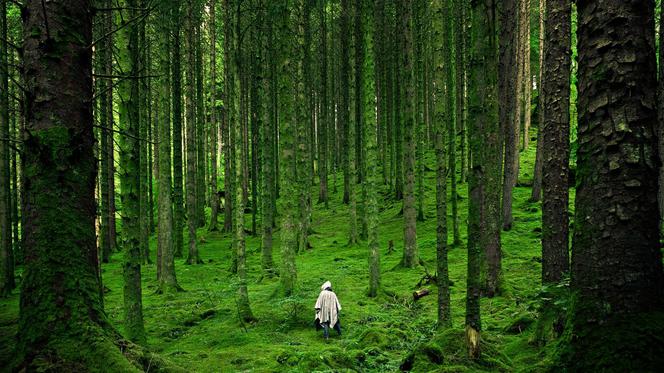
<box><xmin>157</xmin><ymin>0</ymin><xmax>182</xmax><ymax>294</ymax></box>
<box><xmin>278</xmin><ymin>0</ymin><xmax>298</xmax><ymax>295</ymax></box>
<box><xmin>138</xmin><ymin>0</ymin><xmax>150</xmax><ymax>264</ymax></box>
<box><xmin>568</xmin><ymin>2</ymin><xmax>664</xmax><ymax>370</ymax></box>
<box><xmin>433</xmin><ymin>0</ymin><xmax>450</xmax><ymax>327</ymax></box>
<box><xmin>541</xmin><ymin>0</ymin><xmax>571</xmax><ymax>284</ymax></box>
<box><xmin>467</xmin><ymin>0</ymin><xmax>500</xmax><ymax>358</ymax></box>
<box><xmin>118</xmin><ymin>0</ymin><xmax>146</xmax><ymax>344</ymax></box>
<box><xmin>521</xmin><ymin>0</ymin><xmax>531</xmax><ymax>151</ymax></box>
<box><xmin>318</xmin><ymin>0</ymin><xmax>329</xmax><ymax>207</ymax></box>
<box><xmin>450</xmin><ymin>0</ymin><xmax>462</xmax><ymax>246</ymax></box>
<box><xmin>400</xmin><ymin>0</ymin><xmax>418</xmax><ymax>268</ymax></box>
<box><xmin>172</xmin><ymin>3</ymin><xmax>185</xmax><ymax>258</ymax></box>
<box><xmin>16</xmin><ymin>1</ymin><xmax>138</xmax><ymax>368</ymax></box>
<box><xmin>347</xmin><ymin>0</ymin><xmax>359</xmax><ymax>246</ymax></box>
<box><xmin>222</xmin><ymin>0</ymin><xmax>235</xmax><ymax>233</ymax></box>
<box><xmin>0</xmin><ymin>0</ymin><xmax>13</xmax><ymax>297</ymax></box>
<box><xmin>208</xmin><ymin>0</ymin><xmax>220</xmax><ymax>231</ymax></box>
<box><xmin>195</xmin><ymin>17</ymin><xmax>206</xmax><ymax>228</ymax></box>
<box><xmin>98</xmin><ymin>0</ymin><xmax>113</xmax><ymax>264</ymax></box>
<box><xmin>341</xmin><ymin>0</ymin><xmax>351</xmax><ymax>205</ymax></box>
<box><xmin>530</xmin><ymin>0</ymin><xmax>545</xmax><ymax>202</ymax></box>
<box><xmin>185</xmin><ymin>0</ymin><xmax>201</xmax><ymax>265</ymax></box>
<box><xmin>499</xmin><ymin>0</ymin><xmax>519</xmax><ymax>231</ymax></box>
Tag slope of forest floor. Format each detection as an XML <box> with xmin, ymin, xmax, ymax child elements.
<box><xmin>0</xmin><ymin>140</ymin><xmax>570</xmax><ymax>372</ymax></box>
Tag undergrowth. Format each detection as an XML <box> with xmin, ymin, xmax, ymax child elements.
<box><xmin>0</xmin><ymin>137</ymin><xmax>566</xmax><ymax>372</ymax></box>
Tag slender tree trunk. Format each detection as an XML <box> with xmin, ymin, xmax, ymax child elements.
<box><xmin>341</xmin><ymin>0</ymin><xmax>351</xmax><ymax>205</ymax></box>
<box><xmin>450</xmin><ymin>0</ymin><xmax>462</xmax><ymax>246</ymax></box>
<box><xmin>222</xmin><ymin>0</ymin><xmax>235</xmax><ymax>233</ymax></box>
<box><xmin>209</xmin><ymin>0</ymin><xmax>220</xmax><ymax>231</ymax></box>
<box><xmin>278</xmin><ymin>0</ymin><xmax>298</xmax><ymax>295</ymax></box>
<box><xmin>138</xmin><ymin>1</ymin><xmax>150</xmax><ymax>264</ymax></box>
<box><xmin>185</xmin><ymin>0</ymin><xmax>201</xmax><ymax>265</ymax></box>
<box><xmin>318</xmin><ymin>0</ymin><xmax>329</xmax><ymax>206</ymax></box>
<box><xmin>521</xmin><ymin>0</ymin><xmax>531</xmax><ymax>151</ymax></box>
<box><xmin>500</xmin><ymin>0</ymin><xmax>519</xmax><ymax>231</ymax></box>
<box><xmin>530</xmin><ymin>0</ymin><xmax>545</xmax><ymax>202</ymax></box>
<box><xmin>569</xmin><ymin>2</ymin><xmax>664</xmax><ymax>370</ymax></box>
<box><xmin>195</xmin><ymin>17</ymin><xmax>206</xmax><ymax>228</ymax></box>
<box><xmin>98</xmin><ymin>0</ymin><xmax>113</xmax><ymax>264</ymax></box>
<box><xmin>117</xmin><ymin>0</ymin><xmax>146</xmax><ymax>344</ymax></box>
<box><xmin>172</xmin><ymin>3</ymin><xmax>185</xmax><ymax>258</ymax></box>
<box><xmin>400</xmin><ymin>0</ymin><xmax>418</xmax><ymax>268</ymax></box>
<box><xmin>157</xmin><ymin>0</ymin><xmax>181</xmax><ymax>294</ymax></box>
<box><xmin>541</xmin><ymin>0</ymin><xmax>571</xmax><ymax>284</ymax></box>
<box><xmin>433</xmin><ymin>0</ymin><xmax>450</xmax><ymax>327</ymax></box>
<box><xmin>0</xmin><ymin>0</ymin><xmax>12</xmax><ymax>297</ymax></box>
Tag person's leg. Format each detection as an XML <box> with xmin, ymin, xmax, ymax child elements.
<box><xmin>334</xmin><ymin>319</ymin><xmax>342</xmax><ymax>336</ymax></box>
<box><xmin>323</xmin><ymin>322</ymin><xmax>330</xmax><ymax>339</ymax></box>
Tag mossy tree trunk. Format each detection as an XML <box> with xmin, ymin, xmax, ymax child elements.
<box><xmin>341</xmin><ymin>0</ymin><xmax>351</xmax><ymax>205</ymax></box>
<box><xmin>466</xmin><ymin>0</ymin><xmax>500</xmax><ymax>358</ymax></box>
<box><xmin>541</xmin><ymin>0</ymin><xmax>571</xmax><ymax>284</ymax></box>
<box><xmin>208</xmin><ymin>0</ymin><xmax>220</xmax><ymax>232</ymax></box>
<box><xmin>118</xmin><ymin>0</ymin><xmax>146</xmax><ymax>345</ymax></box>
<box><xmin>138</xmin><ymin>0</ymin><xmax>150</xmax><ymax>265</ymax></box>
<box><xmin>0</xmin><ymin>0</ymin><xmax>13</xmax><ymax>298</ymax></box>
<box><xmin>530</xmin><ymin>0</ymin><xmax>545</xmax><ymax>203</ymax></box>
<box><xmin>278</xmin><ymin>0</ymin><xmax>298</xmax><ymax>296</ymax></box>
<box><xmin>157</xmin><ymin>0</ymin><xmax>182</xmax><ymax>294</ymax></box>
<box><xmin>98</xmin><ymin>0</ymin><xmax>113</xmax><ymax>264</ymax></box>
<box><xmin>185</xmin><ymin>0</ymin><xmax>201</xmax><ymax>265</ymax></box>
<box><xmin>499</xmin><ymin>0</ymin><xmax>519</xmax><ymax>232</ymax></box>
<box><xmin>399</xmin><ymin>0</ymin><xmax>418</xmax><ymax>269</ymax></box>
<box><xmin>317</xmin><ymin>0</ymin><xmax>329</xmax><ymax>207</ymax></box>
<box><xmin>195</xmin><ymin>13</ymin><xmax>206</xmax><ymax>229</ymax></box>
<box><xmin>16</xmin><ymin>1</ymin><xmax>140</xmax><ymax>368</ymax></box>
<box><xmin>432</xmin><ymin>0</ymin><xmax>450</xmax><ymax>327</ymax></box>
<box><xmin>261</xmin><ymin>0</ymin><xmax>276</xmax><ymax>276</ymax></box>
<box><xmin>567</xmin><ymin>2</ymin><xmax>664</xmax><ymax>370</ymax></box>
<box><xmin>222</xmin><ymin>0</ymin><xmax>235</xmax><ymax>234</ymax></box>
<box><xmin>172</xmin><ymin>2</ymin><xmax>185</xmax><ymax>258</ymax></box>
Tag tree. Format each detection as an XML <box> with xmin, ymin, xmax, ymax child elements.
<box><xmin>432</xmin><ymin>0</ymin><xmax>450</xmax><ymax>327</ymax></box>
<box><xmin>172</xmin><ymin>1</ymin><xmax>185</xmax><ymax>258</ymax></box>
<box><xmin>565</xmin><ymin>1</ymin><xmax>664</xmax><ymax>370</ymax></box>
<box><xmin>0</xmin><ymin>0</ymin><xmax>13</xmax><ymax>298</ymax></box>
<box><xmin>399</xmin><ymin>0</ymin><xmax>418</xmax><ymax>269</ymax></box>
<box><xmin>541</xmin><ymin>0</ymin><xmax>571</xmax><ymax>284</ymax></box>
<box><xmin>340</xmin><ymin>0</ymin><xmax>351</xmax><ymax>205</ymax></box>
<box><xmin>278</xmin><ymin>0</ymin><xmax>298</xmax><ymax>296</ymax></box>
<box><xmin>466</xmin><ymin>0</ymin><xmax>500</xmax><ymax>358</ymax></box>
<box><xmin>530</xmin><ymin>0</ymin><xmax>545</xmax><ymax>203</ymax></box>
<box><xmin>317</xmin><ymin>0</ymin><xmax>329</xmax><ymax>206</ymax></box>
<box><xmin>157</xmin><ymin>0</ymin><xmax>182</xmax><ymax>294</ymax></box>
<box><xmin>16</xmin><ymin>0</ymin><xmax>139</xmax><ymax>368</ymax></box>
<box><xmin>499</xmin><ymin>0</ymin><xmax>519</xmax><ymax>231</ymax></box>
<box><xmin>98</xmin><ymin>0</ymin><xmax>113</xmax><ymax>264</ymax></box>
<box><xmin>208</xmin><ymin>0</ymin><xmax>220</xmax><ymax>231</ymax></box>
<box><xmin>185</xmin><ymin>0</ymin><xmax>202</xmax><ymax>265</ymax></box>
<box><xmin>118</xmin><ymin>0</ymin><xmax>146</xmax><ymax>344</ymax></box>
<box><xmin>222</xmin><ymin>0</ymin><xmax>235</xmax><ymax>234</ymax></box>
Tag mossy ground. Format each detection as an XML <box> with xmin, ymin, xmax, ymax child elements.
<box><xmin>1</xmin><ymin>139</ymin><xmax>567</xmax><ymax>372</ymax></box>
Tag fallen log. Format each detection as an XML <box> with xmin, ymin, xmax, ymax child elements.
<box><xmin>413</xmin><ymin>288</ymin><xmax>431</xmax><ymax>301</ymax></box>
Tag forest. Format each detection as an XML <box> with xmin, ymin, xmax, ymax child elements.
<box><xmin>0</xmin><ymin>0</ymin><xmax>664</xmax><ymax>371</ymax></box>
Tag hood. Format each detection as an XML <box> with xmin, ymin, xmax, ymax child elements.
<box><xmin>321</xmin><ymin>281</ymin><xmax>332</xmax><ymax>291</ymax></box>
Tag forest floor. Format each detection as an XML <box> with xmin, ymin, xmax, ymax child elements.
<box><xmin>0</xmin><ymin>139</ymin><xmax>570</xmax><ymax>372</ymax></box>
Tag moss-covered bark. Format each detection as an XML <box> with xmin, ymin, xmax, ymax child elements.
<box><xmin>157</xmin><ymin>0</ymin><xmax>182</xmax><ymax>294</ymax></box>
<box><xmin>432</xmin><ymin>0</ymin><xmax>450</xmax><ymax>328</ymax></box>
<box><xmin>185</xmin><ymin>0</ymin><xmax>201</xmax><ymax>265</ymax></box>
<box><xmin>399</xmin><ymin>0</ymin><xmax>418</xmax><ymax>269</ymax></box>
<box><xmin>172</xmin><ymin>1</ymin><xmax>185</xmax><ymax>258</ymax></box>
<box><xmin>16</xmin><ymin>0</ymin><xmax>141</xmax><ymax>369</ymax></box>
<box><xmin>208</xmin><ymin>0</ymin><xmax>220</xmax><ymax>232</ymax></box>
<box><xmin>118</xmin><ymin>0</ymin><xmax>146</xmax><ymax>345</ymax></box>
<box><xmin>278</xmin><ymin>0</ymin><xmax>298</xmax><ymax>296</ymax></box>
<box><xmin>0</xmin><ymin>0</ymin><xmax>13</xmax><ymax>298</ymax></box>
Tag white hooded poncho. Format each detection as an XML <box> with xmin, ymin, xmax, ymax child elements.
<box><xmin>314</xmin><ymin>281</ymin><xmax>342</xmax><ymax>328</ymax></box>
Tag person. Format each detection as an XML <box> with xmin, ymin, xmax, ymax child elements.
<box><xmin>314</xmin><ymin>281</ymin><xmax>342</xmax><ymax>340</ymax></box>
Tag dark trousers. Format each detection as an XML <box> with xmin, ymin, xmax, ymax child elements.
<box><xmin>315</xmin><ymin>319</ymin><xmax>342</xmax><ymax>338</ymax></box>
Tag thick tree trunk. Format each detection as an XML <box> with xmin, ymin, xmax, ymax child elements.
<box><xmin>541</xmin><ymin>0</ymin><xmax>571</xmax><ymax>284</ymax></box>
<box><xmin>222</xmin><ymin>0</ymin><xmax>235</xmax><ymax>234</ymax></box>
<box><xmin>452</xmin><ymin>0</ymin><xmax>464</xmax><ymax>246</ymax></box>
<box><xmin>567</xmin><ymin>1</ymin><xmax>664</xmax><ymax>370</ymax></box>
<box><xmin>16</xmin><ymin>1</ymin><xmax>139</xmax><ymax>368</ymax></box>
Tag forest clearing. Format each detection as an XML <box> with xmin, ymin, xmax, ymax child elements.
<box><xmin>1</xmin><ymin>0</ymin><xmax>664</xmax><ymax>372</ymax></box>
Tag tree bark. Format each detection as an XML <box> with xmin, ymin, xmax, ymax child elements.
<box><xmin>0</xmin><ymin>0</ymin><xmax>13</xmax><ymax>297</ymax></box>
<box><xmin>568</xmin><ymin>1</ymin><xmax>664</xmax><ymax>370</ymax></box>
<box><xmin>541</xmin><ymin>0</ymin><xmax>571</xmax><ymax>284</ymax></box>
